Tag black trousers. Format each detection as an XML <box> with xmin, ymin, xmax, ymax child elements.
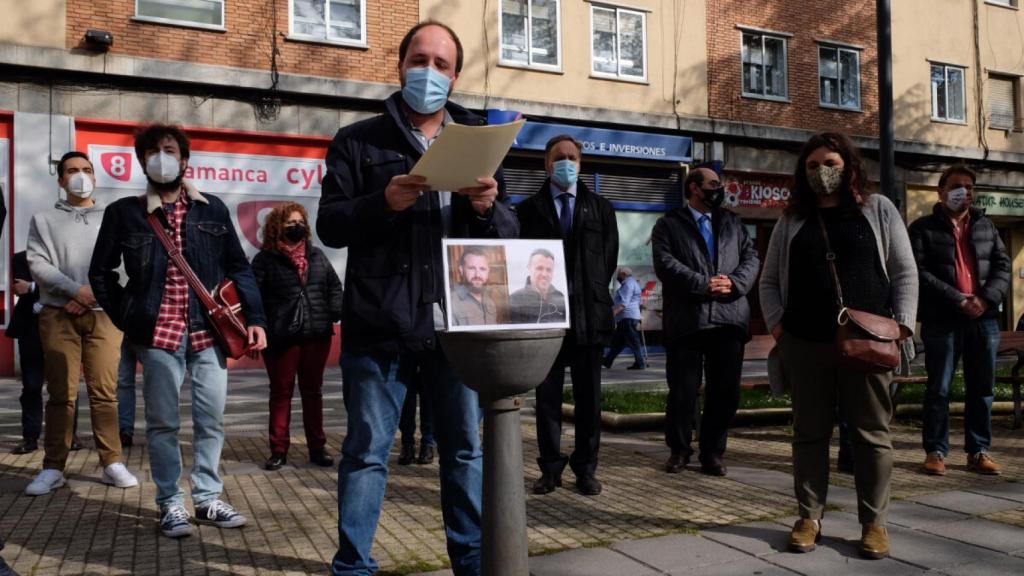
<box><xmin>665</xmin><ymin>328</ymin><xmax>744</xmax><ymax>461</ymax></box>
<box><xmin>398</xmin><ymin>366</ymin><xmax>435</xmax><ymax>448</ymax></box>
<box><xmin>535</xmin><ymin>334</ymin><xmax>603</xmax><ymax>477</ymax></box>
<box><xmin>604</xmin><ymin>318</ymin><xmax>645</xmax><ymax>368</ymax></box>
<box><xmin>17</xmin><ymin>332</ymin><xmax>45</xmax><ymax>442</ymax></box>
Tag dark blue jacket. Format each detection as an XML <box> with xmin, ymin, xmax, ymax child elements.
<box><xmin>317</xmin><ymin>92</ymin><xmax>519</xmax><ymax>352</ymax></box>
<box><xmin>89</xmin><ymin>183</ymin><xmax>266</xmax><ymax>347</ymax></box>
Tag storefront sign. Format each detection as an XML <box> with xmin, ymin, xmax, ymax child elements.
<box><xmin>974</xmin><ymin>190</ymin><xmax>1024</xmax><ymax>217</ymax></box>
<box><xmin>487</xmin><ymin>109</ymin><xmax>692</xmax><ymax>163</ymax></box>
<box><xmin>722</xmin><ymin>172</ymin><xmax>792</xmax><ymax>209</ymax></box>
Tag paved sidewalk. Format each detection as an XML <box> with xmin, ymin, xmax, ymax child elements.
<box><xmin>0</xmin><ymin>366</ymin><xmax>1021</xmax><ymax>575</ymax></box>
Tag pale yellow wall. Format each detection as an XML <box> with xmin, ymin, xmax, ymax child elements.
<box><xmin>420</xmin><ymin>0</ymin><xmax>708</xmax><ymax>119</ymax></box>
<box><xmin>892</xmin><ymin>0</ymin><xmax>978</xmax><ymax>148</ymax></box>
<box><xmin>0</xmin><ymin>0</ymin><xmax>65</xmax><ymax>49</ymax></box>
<box><xmin>906</xmin><ymin>185</ymin><xmax>937</xmax><ymax>225</ymax></box>
<box><xmin>978</xmin><ymin>1</ymin><xmax>1024</xmax><ymax>154</ymax></box>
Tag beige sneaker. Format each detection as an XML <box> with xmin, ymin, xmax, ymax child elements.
<box><xmin>967</xmin><ymin>452</ymin><xmax>1001</xmax><ymax>475</ymax></box>
<box><xmin>922</xmin><ymin>452</ymin><xmax>946</xmax><ymax>476</ymax></box>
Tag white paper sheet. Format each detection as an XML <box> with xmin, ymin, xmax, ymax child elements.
<box><xmin>410</xmin><ymin>119</ymin><xmax>526</xmax><ymax>191</ymax></box>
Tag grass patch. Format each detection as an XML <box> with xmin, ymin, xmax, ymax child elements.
<box><xmin>894</xmin><ymin>368</ymin><xmax>1016</xmax><ymax>404</ymax></box>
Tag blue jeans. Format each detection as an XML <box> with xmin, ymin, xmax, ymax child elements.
<box><xmin>332</xmin><ymin>348</ymin><xmax>482</xmax><ymax>576</ymax></box>
<box><xmin>604</xmin><ymin>318</ymin><xmax>645</xmax><ymax>367</ymax></box>
<box><xmin>117</xmin><ymin>340</ymin><xmax>138</xmax><ymax>435</ymax></box>
<box><xmin>135</xmin><ymin>336</ymin><xmax>228</xmax><ymax>508</ymax></box>
<box><xmin>398</xmin><ymin>367</ymin><xmax>435</xmax><ymax>448</ymax></box>
<box><xmin>921</xmin><ymin>318</ymin><xmax>999</xmax><ymax>456</ymax></box>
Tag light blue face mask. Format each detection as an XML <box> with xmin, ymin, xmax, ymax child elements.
<box><xmin>402</xmin><ymin>66</ymin><xmax>451</xmax><ymax>114</ymax></box>
<box><xmin>551</xmin><ymin>159</ymin><xmax>578</xmax><ymax>189</ymax></box>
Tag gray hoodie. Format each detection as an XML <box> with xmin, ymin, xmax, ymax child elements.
<box><xmin>26</xmin><ymin>199</ymin><xmax>106</xmax><ymax>308</ymax></box>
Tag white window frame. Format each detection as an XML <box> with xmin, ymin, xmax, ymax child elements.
<box><xmin>134</xmin><ymin>0</ymin><xmax>226</xmax><ymax>31</ymax></box>
<box><xmin>817</xmin><ymin>44</ymin><xmax>862</xmax><ymax>111</ymax></box>
<box><xmin>288</xmin><ymin>0</ymin><xmax>368</xmax><ymax>49</ymax></box>
<box><xmin>498</xmin><ymin>0</ymin><xmax>563</xmax><ymax>72</ymax></box>
<box><xmin>589</xmin><ymin>4</ymin><xmax>648</xmax><ymax>83</ymax></box>
<box><xmin>931</xmin><ymin>63</ymin><xmax>968</xmax><ymax>124</ymax></box>
<box><xmin>740</xmin><ymin>30</ymin><xmax>789</xmax><ymax>101</ymax></box>
<box><xmin>984</xmin><ymin>0</ymin><xmax>1018</xmax><ymax>9</ymax></box>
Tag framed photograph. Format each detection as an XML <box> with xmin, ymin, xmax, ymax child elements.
<box><xmin>442</xmin><ymin>239</ymin><xmax>570</xmax><ymax>332</ymax></box>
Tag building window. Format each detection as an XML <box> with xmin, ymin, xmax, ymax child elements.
<box><xmin>819</xmin><ymin>45</ymin><xmax>860</xmax><ymax>110</ymax></box>
<box><xmin>742</xmin><ymin>31</ymin><xmax>788</xmax><ymax>99</ymax></box>
<box><xmin>136</xmin><ymin>0</ymin><xmax>225</xmax><ymax>29</ymax></box>
<box><xmin>986</xmin><ymin>0</ymin><xmax>1018</xmax><ymax>8</ymax></box>
<box><xmin>931</xmin><ymin>63</ymin><xmax>967</xmax><ymax>122</ymax></box>
<box><xmin>290</xmin><ymin>0</ymin><xmax>366</xmax><ymax>46</ymax></box>
<box><xmin>591</xmin><ymin>4</ymin><xmax>647</xmax><ymax>81</ymax></box>
<box><xmin>500</xmin><ymin>0</ymin><xmax>561</xmax><ymax>69</ymax></box>
<box><xmin>989</xmin><ymin>75</ymin><xmax>1020</xmax><ymax>130</ymax></box>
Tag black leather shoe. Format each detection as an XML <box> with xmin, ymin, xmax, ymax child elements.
<box><xmin>576</xmin><ymin>474</ymin><xmax>603</xmax><ymax>496</ymax></box>
<box><xmin>601</xmin><ymin>359</ymin><xmax>613</xmax><ymax>369</ymax></box>
<box><xmin>11</xmin><ymin>439</ymin><xmax>38</xmax><ymax>454</ymax></box>
<box><xmin>264</xmin><ymin>452</ymin><xmax>287</xmax><ymax>470</ymax></box>
<box><xmin>664</xmin><ymin>452</ymin><xmax>688</xmax><ymax>473</ymax></box>
<box><xmin>120</xmin><ymin>431</ymin><xmax>133</xmax><ymax>448</ymax></box>
<box><xmin>309</xmin><ymin>450</ymin><xmax>333</xmax><ymax>467</ymax></box>
<box><xmin>416</xmin><ymin>443</ymin><xmax>436</xmax><ymax>465</ymax></box>
<box><xmin>627</xmin><ymin>364</ymin><xmax>646</xmax><ymax>370</ymax></box>
<box><xmin>700</xmin><ymin>456</ymin><xmax>727</xmax><ymax>477</ymax></box>
<box><xmin>532</xmin><ymin>473</ymin><xmax>562</xmax><ymax>495</ymax></box>
<box><xmin>70</xmin><ymin>437</ymin><xmax>82</xmax><ymax>451</ymax></box>
<box><xmin>398</xmin><ymin>444</ymin><xmax>416</xmax><ymax>465</ymax></box>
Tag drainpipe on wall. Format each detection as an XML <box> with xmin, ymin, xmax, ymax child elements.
<box><xmin>972</xmin><ymin>0</ymin><xmax>990</xmax><ymax>160</ymax></box>
<box><xmin>877</xmin><ymin>0</ymin><xmax>896</xmax><ymax>202</ymax></box>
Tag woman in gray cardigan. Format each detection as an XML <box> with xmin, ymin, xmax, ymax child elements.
<box><xmin>759</xmin><ymin>133</ymin><xmax>917</xmax><ymax>561</ymax></box>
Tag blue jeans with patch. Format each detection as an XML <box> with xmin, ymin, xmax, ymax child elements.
<box><xmin>331</xmin><ymin>348</ymin><xmax>482</xmax><ymax>576</ymax></box>
<box><xmin>921</xmin><ymin>318</ymin><xmax>999</xmax><ymax>456</ymax></box>
<box><xmin>134</xmin><ymin>336</ymin><xmax>227</xmax><ymax>508</ymax></box>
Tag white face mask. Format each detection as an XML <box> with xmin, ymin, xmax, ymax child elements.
<box><xmin>65</xmin><ymin>172</ymin><xmax>94</xmax><ymax>198</ymax></box>
<box><xmin>145</xmin><ymin>151</ymin><xmax>182</xmax><ymax>184</ymax></box>
<box><xmin>945</xmin><ymin>186</ymin><xmax>968</xmax><ymax>212</ymax></box>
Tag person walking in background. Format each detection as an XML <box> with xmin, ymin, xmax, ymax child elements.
<box><xmin>252</xmin><ymin>202</ymin><xmax>342</xmax><ymax>471</ymax></box>
<box><xmin>653</xmin><ymin>166</ymin><xmax>760</xmax><ymax>477</ymax></box>
<box><xmin>760</xmin><ymin>132</ymin><xmax>917</xmax><ymax>560</ymax></box>
<box><xmin>90</xmin><ymin>124</ymin><xmax>267</xmax><ymax>538</ymax></box>
<box><xmin>25</xmin><ymin>151</ymin><xmax>137</xmax><ymax>496</ymax></box>
<box><xmin>397</xmin><ymin>369</ymin><xmax>435</xmax><ymax>465</ymax></box>
<box><xmin>117</xmin><ymin>341</ymin><xmax>138</xmax><ymax>447</ymax></box>
<box><xmin>909</xmin><ymin>164</ymin><xmax>1010</xmax><ymax>477</ymax></box>
<box><xmin>516</xmin><ymin>134</ymin><xmax>618</xmax><ymax>497</ymax></box>
<box><xmin>602</xmin><ymin>267</ymin><xmax>645</xmax><ymax>370</ymax></box>
<box><xmin>7</xmin><ymin>251</ymin><xmax>44</xmax><ymax>455</ymax></box>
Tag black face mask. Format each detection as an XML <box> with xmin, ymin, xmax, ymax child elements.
<box><xmin>284</xmin><ymin>224</ymin><xmax>306</xmax><ymax>243</ymax></box>
<box><xmin>704</xmin><ymin>186</ymin><xmax>725</xmax><ymax>210</ymax></box>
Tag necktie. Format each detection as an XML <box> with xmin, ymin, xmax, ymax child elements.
<box><xmin>558</xmin><ymin>194</ymin><xmax>573</xmax><ymax>238</ymax></box>
<box><xmin>699</xmin><ymin>214</ymin><xmax>715</xmax><ymax>262</ymax></box>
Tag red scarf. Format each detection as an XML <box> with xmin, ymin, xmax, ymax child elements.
<box><xmin>280</xmin><ymin>240</ymin><xmax>308</xmax><ymax>284</ymax></box>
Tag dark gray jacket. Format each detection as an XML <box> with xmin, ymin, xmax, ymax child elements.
<box><xmin>652</xmin><ymin>206</ymin><xmax>760</xmax><ymax>343</ymax></box>
<box><xmin>909</xmin><ymin>204</ymin><xmax>1010</xmax><ymax>323</ymax></box>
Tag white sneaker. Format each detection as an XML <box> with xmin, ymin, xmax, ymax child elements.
<box><xmin>102</xmin><ymin>462</ymin><xmax>139</xmax><ymax>488</ymax></box>
<box><xmin>25</xmin><ymin>469</ymin><xmax>65</xmax><ymax>496</ymax></box>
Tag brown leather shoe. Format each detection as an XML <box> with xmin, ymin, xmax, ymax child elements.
<box><xmin>859</xmin><ymin>523</ymin><xmax>890</xmax><ymax>559</ymax></box>
<box><xmin>664</xmin><ymin>453</ymin><xmax>688</xmax><ymax>473</ymax></box>
<box><xmin>788</xmin><ymin>518</ymin><xmax>821</xmax><ymax>553</ymax></box>
<box><xmin>922</xmin><ymin>452</ymin><xmax>946</xmax><ymax>476</ymax></box>
<box><xmin>967</xmin><ymin>452</ymin><xmax>1001</xmax><ymax>475</ymax></box>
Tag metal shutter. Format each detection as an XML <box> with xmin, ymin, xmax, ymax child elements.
<box><xmin>502</xmin><ymin>155</ymin><xmax>683</xmax><ymax>208</ymax></box>
<box><xmin>989</xmin><ymin>76</ymin><xmax>1016</xmax><ymax>129</ymax></box>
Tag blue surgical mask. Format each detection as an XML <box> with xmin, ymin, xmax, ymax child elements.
<box><xmin>402</xmin><ymin>66</ymin><xmax>451</xmax><ymax>114</ymax></box>
<box><xmin>551</xmin><ymin>160</ymin><xmax>578</xmax><ymax>189</ymax></box>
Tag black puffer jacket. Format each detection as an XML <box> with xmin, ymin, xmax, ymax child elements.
<box><xmin>652</xmin><ymin>206</ymin><xmax>760</xmax><ymax>343</ymax></box>
<box><xmin>251</xmin><ymin>243</ymin><xmax>343</xmax><ymax>349</ymax></box>
<box><xmin>909</xmin><ymin>204</ymin><xmax>1010</xmax><ymax>323</ymax></box>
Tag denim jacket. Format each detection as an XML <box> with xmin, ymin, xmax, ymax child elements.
<box><xmin>89</xmin><ymin>181</ymin><xmax>267</xmax><ymax>347</ymax></box>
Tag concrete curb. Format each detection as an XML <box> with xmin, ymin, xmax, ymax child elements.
<box><xmin>562</xmin><ymin>402</ymin><xmax>1021</xmax><ymax>431</ymax></box>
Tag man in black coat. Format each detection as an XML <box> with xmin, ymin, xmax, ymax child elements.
<box><xmin>652</xmin><ymin>167</ymin><xmax>760</xmax><ymax>476</ymax></box>
<box><xmin>7</xmin><ymin>251</ymin><xmax>44</xmax><ymax>455</ymax></box>
<box><xmin>316</xmin><ymin>22</ymin><xmax>518</xmax><ymax>576</ymax></box>
<box><xmin>909</xmin><ymin>164</ymin><xmax>1010</xmax><ymax>477</ymax></box>
<box><xmin>516</xmin><ymin>135</ymin><xmax>618</xmax><ymax>496</ymax></box>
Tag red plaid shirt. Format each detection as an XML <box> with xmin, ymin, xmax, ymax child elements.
<box><xmin>151</xmin><ymin>192</ymin><xmax>215</xmax><ymax>352</ymax></box>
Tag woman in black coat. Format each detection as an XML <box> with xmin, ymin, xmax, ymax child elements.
<box><xmin>252</xmin><ymin>202</ymin><xmax>343</xmax><ymax>470</ymax></box>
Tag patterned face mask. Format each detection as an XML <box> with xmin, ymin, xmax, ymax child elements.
<box><xmin>808</xmin><ymin>165</ymin><xmax>843</xmax><ymax>196</ymax></box>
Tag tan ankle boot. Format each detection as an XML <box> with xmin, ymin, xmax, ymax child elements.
<box><xmin>860</xmin><ymin>523</ymin><xmax>889</xmax><ymax>559</ymax></box>
<box><xmin>788</xmin><ymin>518</ymin><xmax>821</xmax><ymax>553</ymax></box>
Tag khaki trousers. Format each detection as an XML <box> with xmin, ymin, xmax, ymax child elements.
<box><xmin>779</xmin><ymin>330</ymin><xmax>894</xmax><ymax>524</ymax></box>
<box><xmin>39</xmin><ymin>307</ymin><xmax>124</xmax><ymax>470</ymax></box>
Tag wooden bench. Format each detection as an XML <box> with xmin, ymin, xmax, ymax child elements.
<box><xmin>741</xmin><ymin>331</ymin><xmax>1024</xmax><ymax>429</ymax></box>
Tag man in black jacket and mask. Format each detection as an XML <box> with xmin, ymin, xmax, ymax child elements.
<box><xmin>909</xmin><ymin>164</ymin><xmax>1010</xmax><ymax>477</ymax></box>
<box><xmin>652</xmin><ymin>167</ymin><xmax>760</xmax><ymax>476</ymax></box>
<box><xmin>516</xmin><ymin>135</ymin><xmax>618</xmax><ymax>497</ymax></box>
